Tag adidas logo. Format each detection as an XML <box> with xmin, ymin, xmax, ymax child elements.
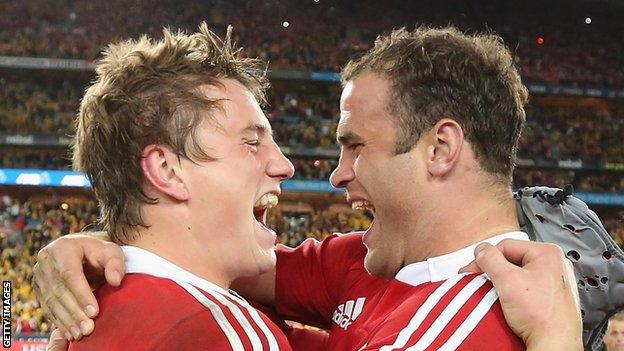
<box><xmin>332</xmin><ymin>297</ymin><xmax>366</xmax><ymax>330</ymax></box>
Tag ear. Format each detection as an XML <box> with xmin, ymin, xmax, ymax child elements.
<box><xmin>425</xmin><ymin>118</ymin><xmax>464</xmax><ymax>177</ymax></box>
<box><xmin>140</xmin><ymin>145</ymin><xmax>189</xmax><ymax>201</ymax></box>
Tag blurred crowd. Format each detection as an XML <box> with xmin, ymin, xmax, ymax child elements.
<box><xmin>2</xmin><ymin>79</ymin><xmax>624</xmax><ymax>165</ymax></box>
<box><xmin>1</xmin><ymin>195</ymin><xmax>99</xmax><ymax>334</ymax></box>
<box><xmin>0</xmin><ymin>79</ymin><xmax>78</xmax><ymax>135</ymax></box>
<box><xmin>269</xmin><ymin>207</ymin><xmax>372</xmax><ymax>248</ymax></box>
<box><xmin>520</xmin><ymin>103</ymin><xmax>624</xmax><ymax>162</ymax></box>
<box><xmin>1</xmin><ymin>0</ymin><xmax>623</xmax><ymax>87</ymax></box>
<box><xmin>1</xmin><ymin>149</ymin><xmax>69</xmax><ymax>170</ymax></box>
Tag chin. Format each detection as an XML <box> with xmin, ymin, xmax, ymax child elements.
<box><xmin>250</xmin><ymin>247</ymin><xmax>277</xmax><ymax>276</ymax></box>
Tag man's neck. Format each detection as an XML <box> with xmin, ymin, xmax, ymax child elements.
<box><xmin>128</xmin><ymin>208</ymin><xmax>232</xmax><ymax>289</ymax></box>
<box><xmin>403</xmin><ymin>187</ymin><xmax>520</xmax><ymax>263</ymax></box>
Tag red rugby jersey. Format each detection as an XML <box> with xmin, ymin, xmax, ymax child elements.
<box><xmin>69</xmin><ymin>246</ymin><xmax>291</xmax><ymax>351</ymax></box>
<box><xmin>276</xmin><ymin>231</ymin><xmax>528</xmax><ymax>351</ymax></box>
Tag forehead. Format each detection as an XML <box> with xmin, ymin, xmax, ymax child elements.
<box><xmin>199</xmin><ymin>79</ymin><xmax>271</xmax><ymax>133</ymax></box>
<box><xmin>338</xmin><ymin>72</ymin><xmax>394</xmax><ymax>137</ymax></box>
<box><xmin>609</xmin><ymin>320</ymin><xmax>624</xmax><ymax>331</ymax></box>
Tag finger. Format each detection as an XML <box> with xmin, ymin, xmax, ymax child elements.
<box><xmin>51</xmin><ymin>275</ymin><xmax>95</xmax><ymax>336</ymax></box>
<box><xmin>47</xmin><ymin>314</ymin><xmax>73</xmax><ymax>342</ymax></box>
<box><xmin>34</xmin><ymin>259</ymin><xmax>73</xmax><ymax>339</ymax></box>
<box><xmin>33</xmin><ymin>279</ymin><xmax>74</xmax><ymax>339</ymax></box>
<box><xmin>49</xmin><ymin>241</ymin><xmax>101</xmax><ymax>317</ymax></box>
<box><xmin>47</xmin><ymin>328</ymin><xmax>69</xmax><ymax>351</ymax></box>
<box><xmin>45</xmin><ymin>283</ymin><xmax>84</xmax><ymax>340</ymax></box>
<box><xmin>489</xmin><ymin>239</ymin><xmax>557</xmax><ymax>267</ymax></box>
<box><xmin>85</xmin><ymin>242</ymin><xmax>125</xmax><ymax>287</ymax></box>
<box><xmin>472</xmin><ymin>242</ymin><xmax>522</xmax><ymax>282</ymax></box>
<box><xmin>457</xmin><ymin>260</ymin><xmax>483</xmax><ymax>274</ymax></box>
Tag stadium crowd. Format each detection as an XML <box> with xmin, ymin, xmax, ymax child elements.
<box><xmin>520</xmin><ymin>104</ymin><xmax>624</xmax><ymax>162</ymax></box>
<box><xmin>1</xmin><ymin>0</ymin><xmax>623</xmax><ymax>88</ymax></box>
<box><xmin>0</xmin><ymin>79</ymin><xmax>78</xmax><ymax>135</ymax></box>
<box><xmin>1</xmin><ymin>195</ymin><xmax>99</xmax><ymax>334</ymax></box>
<box><xmin>2</xmin><ymin>79</ymin><xmax>624</xmax><ymax>164</ymax></box>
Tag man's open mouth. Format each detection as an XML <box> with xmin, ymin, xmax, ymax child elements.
<box><xmin>253</xmin><ymin>193</ymin><xmax>279</xmax><ymax>227</ymax></box>
<box><xmin>351</xmin><ymin>199</ymin><xmax>375</xmax><ymax>217</ymax></box>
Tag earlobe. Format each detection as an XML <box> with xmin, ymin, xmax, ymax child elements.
<box><xmin>427</xmin><ymin>119</ymin><xmax>463</xmax><ymax>177</ymax></box>
<box><xmin>141</xmin><ymin>145</ymin><xmax>190</xmax><ymax>201</ymax></box>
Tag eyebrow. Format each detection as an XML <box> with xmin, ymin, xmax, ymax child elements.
<box><xmin>336</xmin><ymin>130</ymin><xmax>363</xmax><ymax>145</ymax></box>
<box><xmin>240</xmin><ymin>123</ymin><xmax>273</xmax><ymax>136</ymax></box>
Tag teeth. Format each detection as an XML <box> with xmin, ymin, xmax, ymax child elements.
<box><xmin>256</xmin><ymin>193</ymin><xmax>279</xmax><ymax>210</ymax></box>
<box><xmin>351</xmin><ymin>200</ymin><xmax>373</xmax><ymax>211</ymax></box>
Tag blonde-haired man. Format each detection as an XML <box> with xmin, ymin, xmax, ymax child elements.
<box><xmin>65</xmin><ymin>23</ymin><xmax>295</xmax><ymax>349</ymax></box>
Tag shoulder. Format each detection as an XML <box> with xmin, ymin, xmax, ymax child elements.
<box><xmin>366</xmin><ymin>274</ymin><xmax>523</xmax><ymax>350</ymax></box>
<box><xmin>73</xmin><ymin>275</ymin><xmax>290</xmax><ymax>350</ymax></box>
<box><xmin>95</xmin><ymin>274</ymin><xmax>199</xmax><ymax>315</ymax></box>
<box><xmin>70</xmin><ymin>275</ymin><xmax>218</xmax><ymax>348</ymax></box>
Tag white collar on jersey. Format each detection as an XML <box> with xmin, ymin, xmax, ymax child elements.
<box><xmin>394</xmin><ymin>231</ymin><xmax>529</xmax><ymax>287</ymax></box>
<box><xmin>121</xmin><ymin>245</ymin><xmax>232</xmax><ymax>296</ymax></box>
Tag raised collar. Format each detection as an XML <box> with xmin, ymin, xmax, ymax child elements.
<box><xmin>121</xmin><ymin>245</ymin><xmax>231</xmax><ymax>296</ymax></box>
<box><xmin>394</xmin><ymin>231</ymin><xmax>529</xmax><ymax>287</ymax></box>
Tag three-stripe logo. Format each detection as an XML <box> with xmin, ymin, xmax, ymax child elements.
<box><xmin>332</xmin><ymin>297</ymin><xmax>366</xmax><ymax>330</ymax></box>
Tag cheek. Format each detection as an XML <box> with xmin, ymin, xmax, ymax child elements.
<box><xmin>352</xmin><ymin>152</ymin><xmax>378</xmax><ymax>183</ymax></box>
<box><xmin>354</xmin><ymin>154</ymin><xmax>395</xmax><ymax>193</ymax></box>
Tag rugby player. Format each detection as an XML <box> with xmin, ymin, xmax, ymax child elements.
<box><xmin>36</xmin><ymin>26</ymin><xmax>583</xmax><ymax>350</ymax></box>
<box><xmin>56</xmin><ymin>23</ymin><xmax>301</xmax><ymax>350</ymax></box>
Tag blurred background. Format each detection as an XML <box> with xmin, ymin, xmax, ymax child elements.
<box><xmin>1</xmin><ymin>0</ymin><xmax>623</xmax><ymax>347</ymax></box>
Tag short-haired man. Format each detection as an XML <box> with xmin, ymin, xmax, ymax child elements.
<box><xmin>605</xmin><ymin>312</ymin><xmax>624</xmax><ymax>351</ymax></box>
<box><xmin>62</xmin><ymin>23</ymin><xmax>296</xmax><ymax>349</ymax></box>
<box><xmin>35</xmin><ymin>26</ymin><xmax>583</xmax><ymax>350</ymax></box>
<box><xmin>261</xmin><ymin>26</ymin><xmax>575</xmax><ymax>350</ymax></box>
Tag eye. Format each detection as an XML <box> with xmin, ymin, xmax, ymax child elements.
<box><xmin>349</xmin><ymin>143</ymin><xmax>364</xmax><ymax>151</ymax></box>
<box><xmin>246</xmin><ymin>140</ymin><xmax>260</xmax><ymax>151</ymax></box>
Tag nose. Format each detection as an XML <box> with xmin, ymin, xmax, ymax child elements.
<box><xmin>329</xmin><ymin>153</ymin><xmax>355</xmax><ymax>188</ymax></box>
<box><xmin>267</xmin><ymin>141</ymin><xmax>295</xmax><ymax>181</ymax></box>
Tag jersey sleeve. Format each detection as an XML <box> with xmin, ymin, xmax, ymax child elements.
<box><xmin>274</xmin><ymin>232</ymin><xmax>367</xmax><ymax>329</ymax></box>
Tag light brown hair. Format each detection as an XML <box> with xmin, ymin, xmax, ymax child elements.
<box><xmin>73</xmin><ymin>23</ymin><xmax>269</xmax><ymax>244</ymax></box>
<box><xmin>342</xmin><ymin>26</ymin><xmax>529</xmax><ymax>183</ymax></box>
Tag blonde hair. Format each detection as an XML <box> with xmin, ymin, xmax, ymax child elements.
<box><xmin>73</xmin><ymin>23</ymin><xmax>268</xmax><ymax>244</ymax></box>
<box><xmin>611</xmin><ymin>311</ymin><xmax>624</xmax><ymax>322</ymax></box>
